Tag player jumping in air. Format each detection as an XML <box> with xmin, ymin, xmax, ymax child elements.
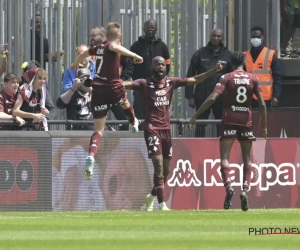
<box><xmin>123</xmin><ymin>56</ymin><xmax>222</xmax><ymax>211</ymax></box>
<box><xmin>70</xmin><ymin>22</ymin><xmax>143</xmax><ymax>180</ymax></box>
<box><xmin>189</xmin><ymin>52</ymin><xmax>267</xmax><ymax>211</ymax></box>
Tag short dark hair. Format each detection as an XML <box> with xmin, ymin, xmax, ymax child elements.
<box><xmin>144</xmin><ymin>19</ymin><xmax>157</xmax><ymax>27</ymax></box>
<box><xmin>4</xmin><ymin>73</ymin><xmax>21</xmax><ymax>83</ymax></box>
<box><xmin>231</xmin><ymin>52</ymin><xmax>245</xmax><ymax>67</ymax></box>
<box><xmin>251</xmin><ymin>26</ymin><xmax>264</xmax><ymax>35</ymax></box>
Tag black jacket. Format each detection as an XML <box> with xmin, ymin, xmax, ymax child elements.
<box><xmin>185</xmin><ymin>42</ymin><xmax>232</xmax><ymax>103</ymax></box>
<box><xmin>130</xmin><ymin>36</ymin><xmax>170</xmax><ymax>80</ymax></box>
<box><xmin>120</xmin><ymin>56</ymin><xmax>134</xmax><ymax>81</ymax></box>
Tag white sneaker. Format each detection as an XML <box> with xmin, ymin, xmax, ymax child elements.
<box><xmin>130</xmin><ymin>117</ymin><xmax>140</xmax><ymax>133</ymax></box>
<box><xmin>159</xmin><ymin>204</ymin><xmax>171</xmax><ymax>211</ymax></box>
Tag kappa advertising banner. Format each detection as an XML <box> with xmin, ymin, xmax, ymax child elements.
<box><xmin>0</xmin><ymin>138</ymin><xmax>52</xmax><ymax>211</ymax></box>
<box><xmin>52</xmin><ymin>138</ymin><xmax>156</xmax><ymax>211</ymax></box>
<box><xmin>166</xmin><ymin>139</ymin><xmax>300</xmax><ymax>209</ymax></box>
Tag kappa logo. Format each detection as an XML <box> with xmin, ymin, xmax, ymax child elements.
<box><xmin>168</xmin><ymin>159</ymin><xmax>202</xmax><ymax>187</ymax></box>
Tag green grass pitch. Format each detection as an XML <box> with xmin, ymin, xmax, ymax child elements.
<box><xmin>0</xmin><ymin>209</ymin><xmax>300</xmax><ymax>250</ymax></box>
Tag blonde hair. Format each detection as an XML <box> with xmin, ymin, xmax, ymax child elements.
<box><xmin>106</xmin><ymin>22</ymin><xmax>121</xmax><ymax>40</ymax></box>
<box><xmin>36</xmin><ymin>68</ymin><xmax>48</xmax><ymax>80</ymax></box>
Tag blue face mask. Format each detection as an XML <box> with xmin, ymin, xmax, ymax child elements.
<box><xmin>251</xmin><ymin>38</ymin><xmax>262</xmax><ymax>47</ymax></box>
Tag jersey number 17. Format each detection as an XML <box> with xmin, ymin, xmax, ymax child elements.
<box><xmin>96</xmin><ymin>56</ymin><xmax>103</xmax><ymax>74</ymax></box>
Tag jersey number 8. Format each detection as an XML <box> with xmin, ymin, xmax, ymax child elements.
<box><xmin>236</xmin><ymin>86</ymin><xmax>247</xmax><ymax>103</ymax></box>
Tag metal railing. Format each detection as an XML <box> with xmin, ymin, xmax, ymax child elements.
<box><xmin>0</xmin><ymin>119</ymin><xmax>221</xmax><ymax>138</ymax></box>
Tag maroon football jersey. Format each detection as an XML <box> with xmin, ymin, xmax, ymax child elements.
<box><xmin>132</xmin><ymin>77</ymin><xmax>188</xmax><ymax>130</ymax></box>
<box><xmin>88</xmin><ymin>41</ymin><xmax>121</xmax><ymax>86</ymax></box>
<box><xmin>214</xmin><ymin>70</ymin><xmax>262</xmax><ymax>126</ymax></box>
<box><xmin>0</xmin><ymin>89</ymin><xmax>17</xmax><ymax>115</ymax></box>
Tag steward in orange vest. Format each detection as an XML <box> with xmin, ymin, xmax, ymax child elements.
<box><xmin>244</xmin><ymin>47</ymin><xmax>275</xmax><ymax>100</ymax></box>
<box><xmin>244</xmin><ymin>26</ymin><xmax>282</xmax><ymax>108</ymax></box>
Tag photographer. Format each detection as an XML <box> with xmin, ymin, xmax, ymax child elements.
<box><xmin>58</xmin><ymin>44</ymin><xmax>95</xmax><ymax>130</ymax></box>
<box><xmin>56</xmin><ymin>67</ymin><xmax>93</xmax><ymax>130</ymax></box>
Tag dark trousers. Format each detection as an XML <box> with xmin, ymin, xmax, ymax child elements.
<box><xmin>110</xmin><ymin>105</ymin><xmax>129</xmax><ymax>131</ymax></box>
<box><xmin>194</xmin><ymin>100</ymin><xmax>223</xmax><ymax>138</ymax></box>
<box><xmin>280</xmin><ymin>0</ymin><xmax>300</xmax><ymax>49</ymax></box>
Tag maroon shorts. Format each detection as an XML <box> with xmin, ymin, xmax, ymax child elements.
<box><xmin>219</xmin><ymin>123</ymin><xmax>256</xmax><ymax>142</ymax></box>
<box><xmin>144</xmin><ymin>129</ymin><xmax>172</xmax><ymax>159</ymax></box>
<box><xmin>91</xmin><ymin>84</ymin><xmax>127</xmax><ymax>119</ymax></box>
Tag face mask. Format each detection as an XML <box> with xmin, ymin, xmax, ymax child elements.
<box><xmin>251</xmin><ymin>38</ymin><xmax>262</xmax><ymax>47</ymax></box>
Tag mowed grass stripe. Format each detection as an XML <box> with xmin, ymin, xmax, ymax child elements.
<box><xmin>0</xmin><ymin>209</ymin><xmax>299</xmax><ymax>250</ymax></box>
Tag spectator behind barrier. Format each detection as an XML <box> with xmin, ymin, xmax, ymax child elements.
<box><xmin>130</xmin><ymin>19</ymin><xmax>171</xmax><ymax>122</ymax></box>
<box><xmin>13</xmin><ymin>68</ymin><xmax>49</xmax><ymax>131</ymax></box>
<box><xmin>0</xmin><ymin>73</ymin><xmax>25</xmax><ymax>130</ymax></box>
<box><xmin>185</xmin><ymin>28</ymin><xmax>232</xmax><ymax>138</ymax></box>
<box><xmin>58</xmin><ymin>44</ymin><xmax>94</xmax><ymax>130</ymax></box>
<box><xmin>21</xmin><ymin>60</ymin><xmax>57</xmax><ymax>120</ymax></box>
<box><xmin>30</xmin><ymin>14</ymin><xmax>64</xmax><ymax>69</ymax></box>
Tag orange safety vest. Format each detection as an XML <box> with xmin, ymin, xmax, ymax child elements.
<box><xmin>244</xmin><ymin>47</ymin><xmax>274</xmax><ymax>100</ymax></box>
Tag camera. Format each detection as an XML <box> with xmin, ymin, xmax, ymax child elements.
<box><xmin>77</xmin><ymin>68</ymin><xmax>92</xmax><ymax>87</ymax></box>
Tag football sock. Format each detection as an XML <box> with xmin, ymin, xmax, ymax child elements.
<box><xmin>122</xmin><ymin>105</ymin><xmax>135</xmax><ymax>125</ymax></box>
<box><xmin>149</xmin><ymin>194</ymin><xmax>155</xmax><ymax>200</ymax></box>
<box><xmin>243</xmin><ymin>163</ymin><xmax>252</xmax><ymax>191</ymax></box>
<box><xmin>154</xmin><ymin>174</ymin><xmax>165</xmax><ymax>203</ymax></box>
<box><xmin>221</xmin><ymin>167</ymin><xmax>231</xmax><ymax>189</ymax></box>
<box><xmin>150</xmin><ymin>187</ymin><xmax>156</xmax><ymax>196</ymax></box>
<box><xmin>150</xmin><ymin>175</ymin><xmax>168</xmax><ymax>196</ymax></box>
<box><xmin>88</xmin><ymin>132</ymin><xmax>101</xmax><ymax>157</ymax></box>
<box><xmin>159</xmin><ymin>202</ymin><xmax>166</xmax><ymax>207</ymax></box>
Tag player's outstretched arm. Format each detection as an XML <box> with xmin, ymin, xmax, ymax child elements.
<box><xmin>70</xmin><ymin>50</ymin><xmax>90</xmax><ymax>71</ymax></box>
<box><xmin>109</xmin><ymin>43</ymin><xmax>143</xmax><ymax>64</ymax></box>
<box><xmin>256</xmin><ymin>92</ymin><xmax>267</xmax><ymax>139</ymax></box>
<box><xmin>188</xmin><ymin>91</ymin><xmax>220</xmax><ymax>128</ymax></box>
<box><xmin>186</xmin><ymin>63</ymin><xmax>223</xmax><ymax>86</ymax></box>
<box><xmin>122</xmin><ymin>81</ymin><xmax>133</xmax><ymax>89</ymax></box>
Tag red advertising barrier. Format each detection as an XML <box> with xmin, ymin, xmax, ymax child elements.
<box><xmin>166</xmin><ymin>139</ymin><xmax>300</xmax><ymax>209</ymax></box>
<box><xmin>0</xmin><ymin>146</ymin><xmax>38</xmax><ymax>205</ymax></box>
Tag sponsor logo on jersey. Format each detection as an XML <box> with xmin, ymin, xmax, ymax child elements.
<box><xmin>94</xmin><ymin>105</ymin><xmax>108</xmax><ymax>111</ymax></box>
<box><xmin>155</xmin><ymin>89</ymin><xmax>167</xmax><ymax>96</ymax></box>
<box><xmin>231</xmin><ymin>105</ymin><xmax>249</xmax><ymax>112</ymax></box>
<box><xmin>154</xmin><ymin>96</ymin><xmax>169</xmax><ymax>106</ymax></box>
<box><xmin>224</xmin><ymin>130</ymin><xmax>237</xmax><ymax>136</ymax></box>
